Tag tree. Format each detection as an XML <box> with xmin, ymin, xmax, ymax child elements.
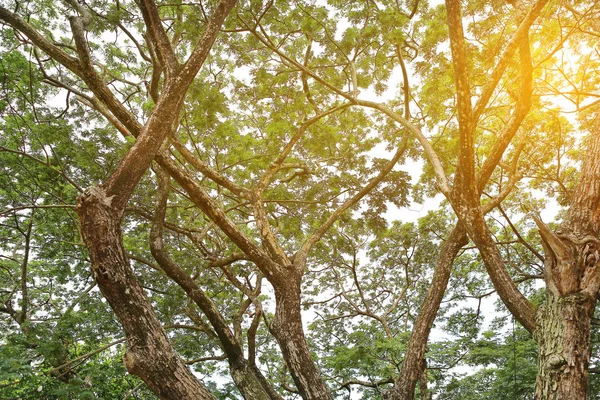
<box><xmin>1</xmin><ymin>0</ymin><xmax>600</xmax><ymax>399</ymax></box>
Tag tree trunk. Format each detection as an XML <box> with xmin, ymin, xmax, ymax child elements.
<box><xmin>419</xmin><ymin>360</ymin><xmax>432</xmax><ymax>400</ymax></box>
<box><xmin>230</xmin><ymin>362</ymin><xmax>284</xmax><ymax>400</ymax></box>
<box><xmin>532</xmin><ymin>217</ymin><xmax>600</xmax><ymax>399</ymax></box>
<box><xmin>77</xmin><ymin>187</ymin><xmax>215</xmax><ymax>400</ymax></box>
<box><xmin>391</xmin><ymin>224</ymin><xmax>467</xmax><ymax>399</ymax></box>
<box><xmin>533</xmin><ymin>120</ymin><xmax>600</xmax><ymax>398</ymax></box>
<box><xmin>534</xmin><ymin>291</ymin><xmax>594</xmax><ymax>399</ymax></box>
<box><xmin>271</xmin><ymin>277</ymin><xmax>332</xmax><ymax>400</ymax></box>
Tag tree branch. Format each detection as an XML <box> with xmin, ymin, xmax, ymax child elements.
<box><xmin>136</xmin><ymin>0</ymin><xmax>178</xmax><ymax>74</ymax></box>
<box><xmin>477</xmin><ymin>33</ymin><xmax>533</xmax><ymax>194</ymax></box>
<box><xmin>472</xmin><ymin>0</ymin><xmax>549</xmax><ymax>123</ymax></box>
<box><xmin>297</xmin><ymin>137</ymin><xmax>408</xmax><ymax>263</ymax></box>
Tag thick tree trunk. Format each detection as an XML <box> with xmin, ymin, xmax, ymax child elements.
<box><xmin>77</xmin><ymin>187</ymin><xmax>215</xmax><ymax>400</ymax></box>
<box><xmin>532</xmin><ymin>217</ymin><xmax>600</xmax><ymax>399</ymax></box>
<box><xmin>533</xmin><ymin>120</ymin><xmax>600</xmax><ymax>397</ymax></box>
<box><xmin>391</xmin><ymin>224</ymin><xmax>467</xmax><ymax>399</ymax></box>
<box><xmin>534</xmin><ymin>291</ymin><xmax>594</xmax><ymax>399</ymax></box>
<box><xmin>271</xmin><ymin>278</ymin><xmax>333</xmax><ymax>400</ymax></box>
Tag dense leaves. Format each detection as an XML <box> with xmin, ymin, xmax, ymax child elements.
<box><xmin>1</xmin><ymin>0</ymin><xmax>600</xmax><ymax>399</ymax></box>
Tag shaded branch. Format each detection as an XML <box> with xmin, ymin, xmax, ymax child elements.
<box><xmin>47</xmin><ymin>338</ymin><xmax>126</xmax><ymax>376</ymax></box>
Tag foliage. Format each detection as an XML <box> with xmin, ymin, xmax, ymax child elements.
<box><xmin>1</xmin><ymin>0</ymin><xmax>600</xmax><ymax>398</ymax></box>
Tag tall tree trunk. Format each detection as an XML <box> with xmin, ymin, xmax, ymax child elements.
<box><xmin>391</xmin><ymin>224</ymin><xmax>467</xmax><ymax>399</ymax></box>
<box><xmin>532</xmin><ymin>204</ymin><xmax>600</xmax><ymax>399</ymax></box>
<box><xmin>533</xmin><ymin>118</ymin><xmax>600</xmax><ymax>398</ymax></box>
<box><xmin>534</xmin><ymin>291</ymin><xmax>595</xmax><ymax>399</ymax></box>
<box><xmin>271</xmin><ymin>277</ymin><xmax>333</xmax><ymax>400</ymax></box>
<box><xmin>77</xmin><ymin>187</ymin><xmax>215</xmax><ymax>400</ymax></box>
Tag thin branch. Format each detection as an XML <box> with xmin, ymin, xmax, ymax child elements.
<box><xmin>16</xmin><ymin>211</ymin><xmax>34</xmax><ymax>324</ymax></box>
<box><xmin>0</xmin><ymin>146</ymin><xmax>83</xmax><ymax>192</ymax></box>
<box><xmin>476</xmin><ymin>32</ymin><xmax>533</xmax><ymax>193</ymax></box>
<box><xmin>367</xmin><ymin>101</ymin><xmax>453</xmax><ymax>196</ymax></box>
<box><xmin>395</xmin><ymin>44</ymin><xmax>411</xmax><ymax>120</ymax></box>
<box><xmin>255</xmin><ymin>103</ymin><xmax>351</xmax><ymax>194</ymax></box>
<box><xmin>47</xmin><ymin>338</ymin><xmax>126</xmax><ymax>376</ymax></box>
<box><xmin>150</xmin><ymin>166</ymin><xmax>245</xmax><ymax>360</ymax></box>
<box><xmin>498</xmin><ymin>205</ymin><xmax>545</xmax><ymax>263</ymax></box>
<box><xmin>298</xmin><ymin>138</ymin><xmax>408</xmax><ymax>262</ymax></box>
<box><xmin>339</xmin><ymin>377</ymin><xmax>394</xmax><ymax>390</ymax></box>
<box><xmin>472</xmin><ymin>0</ymin><xmax>549</xmax><ymax>123</ymax></box>
<box><xmin>0</xmin><ymin>204</ymin><xmax>76</xmax><ymax>217</ymax></box>
<box><xmin>170</xmin><ymin>139</ymin><xmax>251</xmax><ymax>198</ymax></box>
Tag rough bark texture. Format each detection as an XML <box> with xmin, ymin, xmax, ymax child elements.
<box><xmin>392</xmin><ymin>4</ymin><xmax>540</xmax><ymax>392</ymax></box>
<box><xmin>76</xmin><ymin>187</ymin><xmax>215</xmax><ymax>399</ymax></box>
<box><xmin>230</xmin><ymin>362</ymin><xmax>283</xmax><ymax>400</ymax></box>
<box><xmin>70</xmin><ymin>1</ymin><xmax>238</xmax><ymax>395</ymax></box>
<box><xmin>459</xmin><ymin>207</ymin><xmax>537</xmax><ymax>331</ymax></box>
<box><xmin>534</xmin><ymin>292</ymin><xmax>594</xmax><ymax>399</ymax></box>
<box><xmin>534</xmin><ymin>119</ymin><xmax>600</xmax><ymax>398</ymax></box>
<box><xmin>154</xmin><ymin>152</ymin><xmax>332</xmax><ymax>398</ymax></box>
<box><xmin>391</xmin><ymin>224</ymin><xmax>467</xmax><ymax>400</ymax></box>
<box><xmin>271</xmin><ymin>276</ymin><xmax>333</xmax><ymax>400</ymax></box>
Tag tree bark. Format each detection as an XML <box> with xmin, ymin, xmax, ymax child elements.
<box><xmin>533</xmin><ymin>118</ymin><xmax>600</xmax><ymax>398</ymax></box>
<box><xmin>270</xmin><ymin>276</ymin><xmax>333</xmax><ymax>400</ymax></box>
<box><xmin>443</xmin><ymin>0</ymin><xmax>543</xmax><ymax>334</ymax></box>
<box><xmin>392</xmin><ymin>25</ymin><xmax>535</xmax><ymax>392</ymax></box>
<box><xmin>391</xmin><ymin>224</ymin><xmax>467</xmax><ymax>399</ymax></box>
<box><xmin>152</xmin><ymin>154</ymin><xmax>332</xmax><ymax>398</ymax></box>
<box><xmin>230</xmin><ymin>362</ymin><xmax>283</xmax><ymax>400</ymax></box>
<box><xmin>76</xmin><ymin>187</ymin><xmax>215</xmax><ymax>399</ymax></box>
<box><xmin>150</xmin><ymin>167</ymin><xmax>281</xmax><ymax>400</ymax></box>
<box><xmin>534</xmin><ymin>291</ymin><xmax>594</xmax><ymax>399</ymax></box>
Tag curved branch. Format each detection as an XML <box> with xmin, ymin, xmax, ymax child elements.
<box><xmin>255</xmin><ymin>103</ymin><xmax>351</xmax><ymax>194</ymax></box>
<box><xmin>477</xmin><ymin>34</ymin><xmax>533</xmax><ymax>193</ymax></box>
<box><xmin>0</xmin><ymin>7</ymin><xmax>81</xmax><ymax>73</ymax></box>
<box><xmin>297</xmin><ymin>137</ymin><xmax>408</xmax><ymax>263</ymax></box>
<box><xmin>150</xmin><ymin>166</ymin><xmax>278</xmax><ymax>400</ymax></box>
<box><xmin>155</xmin><ymin>152</ymin><xmax>285</xmax><ymax>285</ymax></box>
<box><xmin>356</xmin><ymin>100</ymin><xmax>450</xmax><ymax>195</ymax></box>
<box><xmin>0</xmin><ymin>145</ymin><xmax>83</xmax><ymax>192</ymax></box>
<box><xmin>170</xmin><ymin>139</ymin><xmax>251</xmax><ymax>198</ymax></box>
<box><xmin>395</xmin><ymin>44</ymin><xmax>410</xmax><ymax>120</ymax></box>
<box><xmin>150</xmin><ymin>167</ymin><xmax>243</xmax><ymax>359</ymax></box>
